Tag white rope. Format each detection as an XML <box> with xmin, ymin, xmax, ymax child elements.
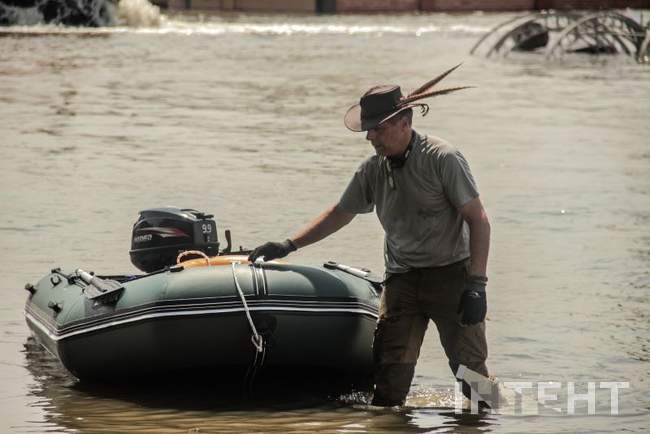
<box><xmin>231</xmin><ymin>261</ymin><xmax>264</xmax><ymax>353</ymax></box>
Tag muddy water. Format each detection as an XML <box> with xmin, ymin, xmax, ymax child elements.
<box><xmin>1</xmin><ymin>11</ymin><xmax>649</xmax><ymax>433</ymax></box>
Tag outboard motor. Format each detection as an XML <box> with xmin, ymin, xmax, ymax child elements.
<box><xmin>130</xmin><ymin>207</ymin><xmax>219</xmax><ymax>273</ymax></box>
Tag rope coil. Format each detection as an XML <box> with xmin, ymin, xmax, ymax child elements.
<box><xmin>176</xmin><ymin>250</ymin><xmax>210</xmax><ymax>266</ymax></box>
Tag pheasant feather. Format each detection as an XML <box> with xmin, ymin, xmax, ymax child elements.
<box><xmin>406</xmin><ymin>63</ymin><xmax>463</xmax><ymax>98</ymax></box>
<box><xmin>400</xmin><ymin>86</ymin><xmax>474</xmax><ymax>105</ymax></box>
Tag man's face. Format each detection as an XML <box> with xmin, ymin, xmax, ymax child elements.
<box><xmin>365</xmin><ymin>117</ymin><xmax>407</xmax><ymax>156</ymax></box>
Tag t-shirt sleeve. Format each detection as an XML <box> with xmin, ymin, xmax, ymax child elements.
<box><xmin>438</xmin><ymin>149</ymin><xmax>479</xmax><ymax>208</ymax></box>
<box><xmin>338</xmin><ymin>163</ymin><xmax>375</xmax><ymax>214</ymax></box>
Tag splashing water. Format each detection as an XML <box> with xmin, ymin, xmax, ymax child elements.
<box><xmin>116</xmin><ymin>0</ymin><xmax>160</xmax><ymax>27</ymax></box>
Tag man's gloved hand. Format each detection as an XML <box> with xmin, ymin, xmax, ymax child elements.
<box><xmin>248</xmin><ymin>239</ymin><xmax>297</xmax><ymax>262</ymax></box>
<box><xmin>457</xmin><ymin>276</ymin><xmax>487</xmax><ymax>326</ymax></box>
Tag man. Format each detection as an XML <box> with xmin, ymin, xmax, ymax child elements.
<box><xmin>248</xmin><ymin>65</ymin><xmax>491</xmax><ymax>407</ymax></box>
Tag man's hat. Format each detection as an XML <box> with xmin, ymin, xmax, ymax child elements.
<box><xmin>343</xmin><ymin>64</ymin><xmax>472</xmax><ymax>132</ymax></box>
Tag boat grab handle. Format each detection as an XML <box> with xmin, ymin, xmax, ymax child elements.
<box><xmin>231</xmin><ymin>261</ymin><xmax>264</xmax><ymax>353</ymax></box>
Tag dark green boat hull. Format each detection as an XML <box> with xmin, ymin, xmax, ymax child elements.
<box><xmin>25</xmin><ymin>262</ymin><xmax>380</xmax><ymax>383</ymax></box>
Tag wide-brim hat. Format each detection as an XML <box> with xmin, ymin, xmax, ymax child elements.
<box><xmin>344</xmin><ymin>64</ymin><xmax>473</xmax><ymax>132</ymax></box>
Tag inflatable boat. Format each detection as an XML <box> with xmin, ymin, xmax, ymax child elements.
<box><xmin>24</xmin><ymin>207</ymin><xmax>381</xmax><ymax>384</ymax></box>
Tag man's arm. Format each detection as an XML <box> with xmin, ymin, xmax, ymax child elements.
<box><xmin>291</xmin><ymin>204</ymin><xmax>356</xmax><ymax>248</ymax></box>
<box><xmin>248</xmin><ymin>204</ymin><xmax>355</xmax><ymax>262</ymax></box>
<box><xmin>458</xmin><ymin>196</ymin><xmax>490</xmax><ymax>278</ymax></box>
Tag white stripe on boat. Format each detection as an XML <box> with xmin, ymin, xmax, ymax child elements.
<box><xmin>25</xmin><ymin>305</ymin><xmax>378</xmax><ymax>342</ymax></box>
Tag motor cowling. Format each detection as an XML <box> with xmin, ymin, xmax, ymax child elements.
<box><xmin>129</xmin><ymin>207</ymin><xmax>219</xmax><ymax>273</ymax></box>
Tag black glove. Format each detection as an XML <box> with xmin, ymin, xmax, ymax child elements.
<box><xmin>248</xmin><ymin>239</ymin><xmax>297</xmax><ymax>262</ymax></box>
<box><xmin>457</xmin><ymin>276</ymin><xmax>487</xmax><ymax>326</ymax></box>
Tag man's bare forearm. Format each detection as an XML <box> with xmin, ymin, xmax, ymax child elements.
<box><xmin>459</xmin><ymin>197</ymin><xmax>491</xmax><ymax>278</ymax></box>
<box><xmin>291</xmin><ymin>204</ymin><xmax>355</xmax><ymax>249</ymax></box>
<box><xmin>467</xmin><ymin>215</ymin><xmax>490</xmax><ymax>277</ymax></box>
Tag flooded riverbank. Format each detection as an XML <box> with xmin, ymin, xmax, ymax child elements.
<box><xmin>1</xmin><ymin>11</ymin><xmax>649</xmax><ymax>433</ymax></box>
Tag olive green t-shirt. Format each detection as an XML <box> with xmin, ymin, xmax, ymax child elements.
<box><xmin>338</xmin><ymin>131</ymin><xmax>479</xmax><ymax>273</ymax></box>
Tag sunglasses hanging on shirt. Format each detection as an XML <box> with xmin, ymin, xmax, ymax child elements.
<box><xmin>384</xmin><ymin>140</ymin><xmax>413</xmax><ymax>190</ymax></box>
<box><xmin>387</xmin><ymin>146</ymin><xmax>412</xmax><ymax>169</ymax></box>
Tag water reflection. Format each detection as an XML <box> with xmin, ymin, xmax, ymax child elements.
<box><xmin>23</xmin><ymin>337</ymin><xmax>496</xmax><ymax>433</ymax></box>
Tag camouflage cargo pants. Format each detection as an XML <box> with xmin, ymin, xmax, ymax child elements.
<box><xmin>371</xmin><ymin>259</ymin><xmax>489</xmax><ymax>406</ymax></box>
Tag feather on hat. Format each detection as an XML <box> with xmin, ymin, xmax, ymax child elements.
<box><xmin>343</xmin><ymin>64</ymin><xmax>473</xmax><ymax>132</ymax></box>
